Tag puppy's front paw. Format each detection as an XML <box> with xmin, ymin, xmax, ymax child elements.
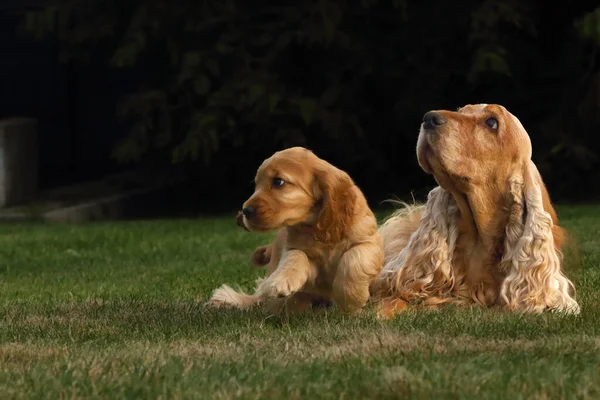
<box><xmin>261</xmin><ymin>276</ymin><xmax>303</xmax><ymax>298</ymax></box>
<box><xmin>204</xmin><ymin>296</ymin><xmax>230</xmax><ymax>309</ymax></box>
<box><xmin>250</xmin><ymin>245</ymin><xmax>271</xmax><ymax>267</ymax></box>
<box><xmin>204</xmin><ymin>285</ymin><xmax>258</xmax><ymax>310</ymax></box>
<box><xmin>204</xmin><ymin>287</ymin><xmax>237</xmax><ymax>309</ymax></box>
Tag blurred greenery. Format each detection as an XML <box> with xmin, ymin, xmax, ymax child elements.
<box><xmin>20</xmin><ymin>0</ymin><xmax>600</xmax><ymax>203</ymax></box>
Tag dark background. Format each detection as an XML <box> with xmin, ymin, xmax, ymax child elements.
<box><xmin>1</xmin><ymin>1</ymin><xmax>600</xmax><ymax>213</ymax></box>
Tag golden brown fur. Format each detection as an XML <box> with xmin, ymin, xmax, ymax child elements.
<box><xmin>205</xmin><ymin>147</ymin><xmax>384</xmax><ymax>314</ymax></box>
<box><xmin>372</xmin><ymin>104</ymin><xmax>580</xmax><ymax>317</ymax></box>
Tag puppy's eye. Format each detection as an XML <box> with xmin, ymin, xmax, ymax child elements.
<box><xmin>272</xmin><ymin>178</ymin><xmax>286</xmax><ymax>188</ymax></box>
<box><xmin>485</xmin><ymin>117</ymin><xmax>498</xmax><ymax>130</ymax></box>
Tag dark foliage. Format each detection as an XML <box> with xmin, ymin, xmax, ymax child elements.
<box><xmin>21</xmin><ymin>0</ymin><xmax>600</xmax><ymax>207</ymax></box>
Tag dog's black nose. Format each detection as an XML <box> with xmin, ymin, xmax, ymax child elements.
<box><xmin>242</xmin><ymin>207</ymin><xmax>256</xmax><ymax>218</ymax></box>
<box><xmin>423</xmin><ymin>111</ymin><xmax>446</xmax><ymax>130</ymax></box>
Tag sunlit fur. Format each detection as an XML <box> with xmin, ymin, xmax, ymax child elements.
<box><xmin>371</xmin><ymin>104</ymin><xmax>580</xmax><ymax>317</ymax></box>
<box><xmin>205</xmin><ymin>147</ymin><xmax>384</xmax><ymax>314</ymax></box>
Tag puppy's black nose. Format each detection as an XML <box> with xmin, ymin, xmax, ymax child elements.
<box><xmin>242</xmin><ymin>207</ymin><xmax>256</xmax><ymax>219</ymax></box>
<box><xmin>423</xmin><ymin>111</ymin><xmax>446</xmax><ymax>130</ymax></box>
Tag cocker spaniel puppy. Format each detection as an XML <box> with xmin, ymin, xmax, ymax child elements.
<box><xmin>371</xmin><ymin>104</ymin><xmax>580</xmax><ymax>317</ymax></box>
<box><xmin>206</xmin><ymin>146</ymin><xmax>384</xmax><ymax>314</ymax></box>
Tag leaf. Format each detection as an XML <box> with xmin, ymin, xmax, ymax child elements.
<box><xmin>323</xmin><ymin>20</ymin><xmax>335</xmax><ymax>44</ymax></box>
<box><xmin>248</xmin><ymin>84</ymin><xmax>266</xmax><ymax>105</ymax></box>
<box><xmin>191</xmin><ymin>112</ymin><xmax>219</xmax><ymax>135</ymax></box>
<box><xmin>205</xmin><ymin>59</ymin><xmax>220</xmax><ymax>77</ymax></box>
<box><xmin>112</xmin><ymin>121</ymin><xmax>150</xmax><ymax>164</ymax></box>
<box><xmin>268</xmin><ymin>94</ymin><xmax>281</xmax><ymax>113</ymax></box>
<box><xmin>572</xmin><ymin>144</ymin><xmax>599</xmax><ymax>164</ymax></box>
<box><xmin>468</xmin><ymin>49</ymin><xmax>511</xmax><ymax>82</ymax></box>
<box><xmin>171</xmin><ymin>145</ymin><xmax>185</xmax><ymax>164</ymax></box>
<box><xmin>550</xmin><ymin>144</ymin><xmax>564</xmax><ymax>156</ymax></box>
<box><xmin>112</xmin><ymin>43</ymin><xmax>136</xmax><ymax>68</ymax></box>
<box><xmin>202</xmin><ymin>133</ymin><xmax>212</xmax><ymax>165</ymax></box>
<box><xmin>320</xmin><ymin>86</ymin><xmax>339</xmax><ymax>108</ymax></box>
<box><xmin>349</xmin><ymin>116</ymin><xmax>364</xmax><ymax>138</ymax></box>
<box><xmin>174</xmin><ymin>112</ymin><xmax>222</xmax><ymax>165</ymax></box>
<box><xmin>486</xmin><ymin>52</ymin><xmax>511</xmax><ymax>76</ymax></box>
<box><xmin>294</xmin><ymin>98</ymin><xmax>318</xmax><ymax>126</ymax></box>
<box><xmin>194</xmin><ymin>75</ymin><xmax>211</xmax><ymax>95</ymax></box>
<box><xmin>225</xmin><ymin>115</ymin><xmax>236</xmax><ymax>129</ymax></box>
<box><xmin>42</xmin><ymin>6</ymin><xmax>57</xmax><ymax>32</ymax></box>
<box><xmin>209</xmin><ymin>128</ymin><xmax>219</xmax><ymax>152</ymax></box>
<box><xmin>183</xmin><ymin>52</ymin><xmax>202</xmax><ymax>68</ymax></box>
<box><xmin>111</xmin><ymin>33</ymin><xmax>146</xmax><ymax>68</ymax></box>
<box><xmin>575</xmin><ymin>8</ymin><xmax>600</xmax><ymax>43</ymax></box>
<box><xmin>321</xmin><ymin>109</ymin><xmax>343</xmax><ymax>136</ymax></box>
<box><xmin>319</xmin><ymin>1</ymin><xmax>342</xmax><ymax>44</ymax></box>
<box><xmin>116</xmin><ymin>90</ymin><xmax>164</xmax><ymax>118</ymax></box>
<box><xmin>232</xmin><ymin>133</ymin><xmax>244</xmax><ymax>147</ymax></box>
<box><xmin>275</xmin><ymin>32</ymin><xmax>293</xmax><ymax>50</ymax></box>
<box><xmin>251</xmin><ymin>34</ymin><xmax>272</xmax><ymax>47</ymax></box>
<box><xmin>216</xmin><ymin>42</ymin><xmax>235</xmax><ymax>54</ymax></box>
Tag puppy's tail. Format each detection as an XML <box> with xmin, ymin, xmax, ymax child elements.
<box><xmin>250</xmin><ymin>245</ymin><xmax>272</xmax><ymax>268</ymax></box>
<box><xmin>205</xmin><ymin>284</ymin><xmax>262</xmax><ymax>309</ymax></box>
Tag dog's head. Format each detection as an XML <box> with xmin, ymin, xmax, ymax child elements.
<box><xmin>416</xmin><ymin>103</ymin><xmax>532</xmax><ymax>193</ymax></box>
<box><xmin>239</xmin><ymin>146</ymin><xmax>356</xmax><ymax>243</ymax></box>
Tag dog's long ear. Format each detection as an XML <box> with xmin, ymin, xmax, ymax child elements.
<box><xmin>373</xmin><ymin>186</ymin><xmax>460</xmax><ymax>303</ymax></box>
<box><xmin>541</xmin><ymin>180</ymin><xmax>581</xmax><ymax>278</ymax></box>
<box><xmin>499</xmin><ymin>161</ymin><xmax>580</xmax><ymax>314</ymax></box>
<box><xmin>312</xmin><ymin>167</ymin><xmax>357</xmax><ymax>244</ymax></box>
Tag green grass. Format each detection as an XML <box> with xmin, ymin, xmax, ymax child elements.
<box><xmin>1</xmin><ymin>205</ymin><xmax>600</xmax><ymax>399</ymax></box>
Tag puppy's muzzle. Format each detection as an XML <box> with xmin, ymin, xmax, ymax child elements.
<box><xmin>236</xmin><ymin>210</ymin><xmax>250</xmax><ymax>231</ymax></box>
<box><xmin>242</xmin><ymin>207</ymin><xmax>256</xmax><ymax>219</ymax></box>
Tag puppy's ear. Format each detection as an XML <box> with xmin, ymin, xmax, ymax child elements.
<box><xmin>499</xmin><ymin>161</ymin><xmax>579</xmax><ymax>314</ymax></box>
<box><xmin>313</xmin><ymin>168</ymin><xmax>357</xmax><ymax>243</ymax></box>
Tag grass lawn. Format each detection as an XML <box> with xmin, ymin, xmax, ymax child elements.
<box><xmin>1</xmin><ymin>205</ymin><xmax>600</xmax><ymax>399</ymax></box>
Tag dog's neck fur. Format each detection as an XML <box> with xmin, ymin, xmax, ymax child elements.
<box><xmin>438</xmin><ymin>168</ymin><xmax>513</xmax><ymax>255</ymax></box>
<box><xmin>438</xmin><ymin>173</ymin><xmax>514</xmax><ymax>305</ymax></box>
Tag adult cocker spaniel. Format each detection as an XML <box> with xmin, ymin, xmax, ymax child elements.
<box><xmin>206</xmin><ymin>146</ymin><xmax>383</xmax><ymax>314</ymax></box>
<box><xmin>371</xmin><ymin>104</ymin><xmax>580</xmax><ymax>317</ymax></box>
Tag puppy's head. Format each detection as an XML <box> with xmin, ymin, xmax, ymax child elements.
<box><xmin>240</xmin><ymin>147</ymin><xmax>322</xmax><ymax>232</ymax></box>
<box><xmin>240</xmin><ymin>147</ymin><xmax>356</xmax><ymax>243</ymax></box>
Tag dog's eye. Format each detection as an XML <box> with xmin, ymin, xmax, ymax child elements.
<box><xmin>485</xmin><ymin>117</ymin><xmax>498</xmax><ymax>130</ymax></box>
<box><xmin>272</xmin><ymin>178</ymin><xmax>286</xmax><ymax>188</ymax></box>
